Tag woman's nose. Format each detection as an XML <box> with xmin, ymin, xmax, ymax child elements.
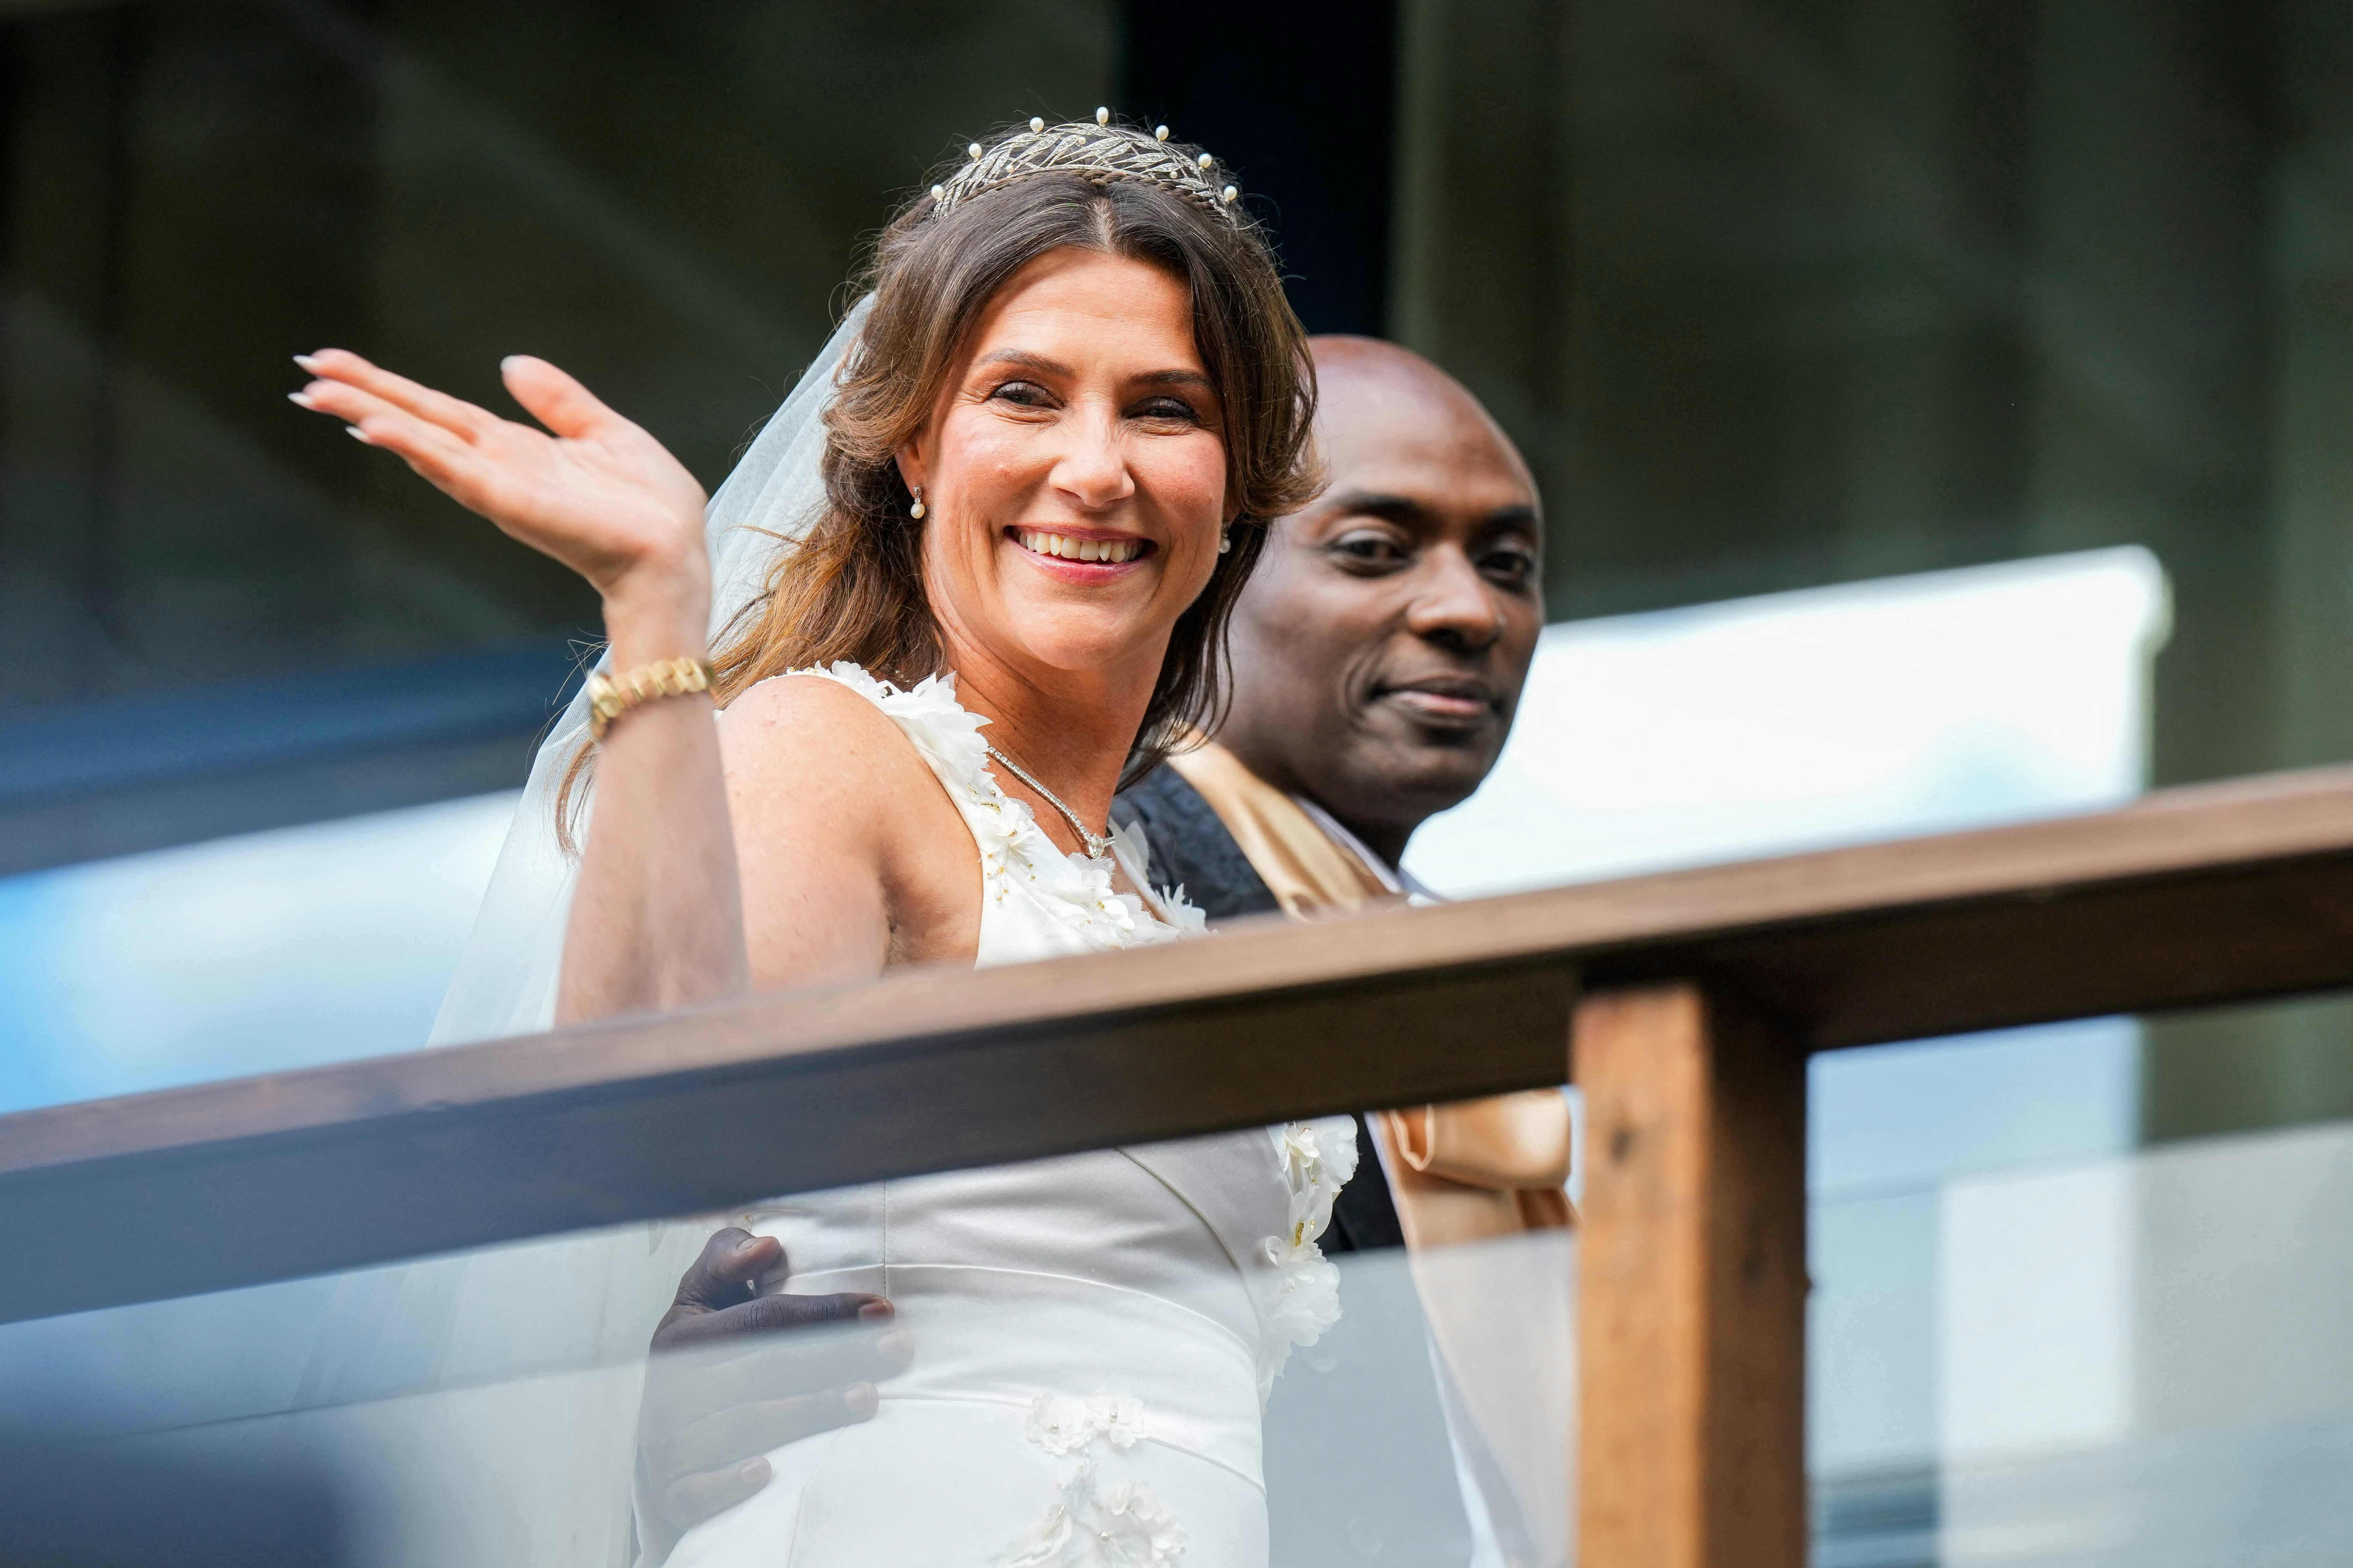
<box><xmin>1050</xmin><ymin>410</ymin><xmax>1136</xmax><ymax>511</ymax></box>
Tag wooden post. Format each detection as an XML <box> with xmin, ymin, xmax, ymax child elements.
<box><xmin>1574</xmin><ymin>983</ymin><xmax>1807</xmax><ymax>1568</ymax></box>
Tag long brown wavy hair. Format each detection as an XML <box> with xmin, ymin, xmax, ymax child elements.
<box><xmin>558</xmin><ymin>123</ymin><xmax>1320</xmax><ymax>847</ymax></box>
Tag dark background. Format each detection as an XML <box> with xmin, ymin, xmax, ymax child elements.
<box><xmin>0</xmin><ymin>0</ymin><xmax>1399</xmax><ymax>864</ymax></box>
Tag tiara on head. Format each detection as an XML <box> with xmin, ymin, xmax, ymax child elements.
<box><xmin>926</xmin><ymin>107</ymin><xmax>1244</xmax><ymax>227</ymax></box>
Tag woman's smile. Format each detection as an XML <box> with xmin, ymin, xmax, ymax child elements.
<box><xmin>1007</xmin><ymin>524</ymin><xmax>1156</xmax><ymax>576</ymax></box>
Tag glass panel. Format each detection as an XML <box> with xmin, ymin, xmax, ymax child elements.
<box><xmin>1809</xmin><ymin>993</ymin><xmax>2353</xmax><ymax>1567</ymax></box>
<box><xmin>0</xmin><ymin>1130</ymin><xmax>1576</xmax><ymax>1568</ymax></box>
<box><xmin>11</xmin><ymin>1001</ymin><xmax>2346</xmax><ymax>1568</ymax></box>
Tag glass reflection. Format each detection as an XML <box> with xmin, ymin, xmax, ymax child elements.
<box><xmin>0</xmin><ymin>1169</ymin><xmax>1576</xmax><ymax>1568</ymax></box>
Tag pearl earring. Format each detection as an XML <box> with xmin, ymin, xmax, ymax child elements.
<box><xmin>1218</xmin><ymin>529</ymin><xmax>1232</xmax><ymax>554</ymax></box>
<box><xmin>909</xmin><ymin>486</ymin><xmax>927</xmax><ymax>520</ymax></box>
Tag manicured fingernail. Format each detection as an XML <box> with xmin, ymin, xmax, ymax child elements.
<box><xmin>877</xmin><ymin>1328</ymin><xmax>912</xmax><ymax>1358</ymax></box>
<box><xmin>844</xmin><ymin>1383</ymin><xmax>877</xmax><ymax>1416</ymax></box>
<box><xmin>287</xmin><ymin>391</ymin><xmax>315</xmax><ymax>409</ymax></box>
<box><xmin>293</xmin><ymin>354</ymin><xmax>321</xmax><ymax>371</ymax></box>
<box><xmin>500</xmin><ymin>355</ymin><xmax>524</xmax><ymax>373</ymax></box>
<box><xmin>345</xmin><ymin>426</ymin><xmax>373</xmax><ymax>444</ymax></box>
<box><xmin>737</xmin><ymin>1457</ymin><xmax>768</xmax><ymax>1485</ymax></box>
<box><xmin>857</xmin><ymin>1300</ymin><xmax>892</xmax><ymax>1322</ymax></box>
<box><xmin>733</xmin><ymin>1236</ymin><xmax>765</xmax><ymax>1257</ymax></box>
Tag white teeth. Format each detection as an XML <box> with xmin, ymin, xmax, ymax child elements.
<box><xmin>1015</xmin><ymin>530</ymin><xmax>1141</xmax><ymax>564</ymax></box>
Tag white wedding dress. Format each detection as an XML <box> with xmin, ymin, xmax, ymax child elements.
<box><xmin>662</xmin><ymin>664</ymin><xmax>1356</xmax><ymax>1568</ymax></box>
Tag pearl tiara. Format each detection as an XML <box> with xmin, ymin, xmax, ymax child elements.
<box><xmin>926</xmin><ymin>108</ymin><xmax>1244</xmax><ymax>227</ymax></box>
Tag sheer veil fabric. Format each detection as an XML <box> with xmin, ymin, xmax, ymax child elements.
<box><xmin>429</xmin><ymin>297</ymin><xmax>874</xmax><ymax>1048</ymax></box>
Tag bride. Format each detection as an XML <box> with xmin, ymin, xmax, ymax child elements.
<box><xmin>294</xmin><ymin>116</ymin><xmax>1353</xmax><ymax>1566</ymax></box>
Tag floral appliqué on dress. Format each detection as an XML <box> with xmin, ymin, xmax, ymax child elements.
<box><xmin>1256</xmin><ymin>1117</ymin><xmax>1359</xmax><ymax>1395</ymax></box>
<box><xmin>999</xmin><ymin>1116</ymin><xmax>1356</xmax><ymax>1565</ymax></box>
<box><xmin>783</xmin><ymin>664</ymin><xmax>1205</xmax><ymax>945</ymax></box>
<box><xmin>1004</xmin><ymin>1393</ymin><xmax>1186</xmax><ymax>1566</ymax></box>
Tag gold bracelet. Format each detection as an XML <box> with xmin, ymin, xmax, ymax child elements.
<box><xmin>585</xmin><ymin>657</ymin><xmax>714</xmax><ymax>742</ymax></box>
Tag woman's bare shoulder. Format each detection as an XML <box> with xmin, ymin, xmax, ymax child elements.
<box><xmin>721</xmin><ymin>668</ymin><xmax>890</xmax><ymax>728</ymax></box>
<box><xmin>717</xmin><ymin>672</ymin><xmax>940</xmax><ymax>815</ymax></box>
<box><xmin>719</xmin><ymin>671</ymin><xmax>977</xmax><ymax>974</ymax></box>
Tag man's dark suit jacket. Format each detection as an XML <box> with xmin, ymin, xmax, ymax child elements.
<box><xmin>1115</xmin><ymin>765</ymin><xmax>1475</xmax><ymax>1567</ymax></box>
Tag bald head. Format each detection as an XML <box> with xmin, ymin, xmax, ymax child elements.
<box><xmin>1216</xmin><ymin>338</ymin><xmax>1544</xmax><ymax>865</ymax></box>
<box><xmin>1308</xmin><ymin>336</ymin><xmax>1537</xmax><ymax>498</ymax></box>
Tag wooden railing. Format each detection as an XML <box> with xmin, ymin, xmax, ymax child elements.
<box><xmin>8</xmin><ymin>763</ymin><xmax>2353</xmax><ymax>1566</ymax></box>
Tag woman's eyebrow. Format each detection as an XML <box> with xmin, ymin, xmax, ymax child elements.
<box><xmin>973</xmin><ymin>353</ymin><xmax>1209</xmax><ymax>392</ymax></box>
<box><xmin>976</xmin><ymin>349</ymin><xmax>1073</xmax><ymax>376</ymax></box>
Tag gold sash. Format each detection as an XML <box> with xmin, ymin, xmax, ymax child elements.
<box><xmin>1162</xmin><ymin>741</ymin><xmax>1395</xmax><ymax>917</ymax></box>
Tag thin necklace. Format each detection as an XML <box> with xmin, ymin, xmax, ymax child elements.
<box><xmin>985</xmin><ymin>742</ymin><xmax>1115</xmax><ymax>859</ymax></box>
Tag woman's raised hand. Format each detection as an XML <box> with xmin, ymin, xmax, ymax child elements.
<box><xmin>291</xmin><ymin>349</ymin><xmax>710</xmax><ymax>619</ymax></box>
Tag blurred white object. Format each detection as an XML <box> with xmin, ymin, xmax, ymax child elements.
<box><xmin>1405</xmin><ymin>546</ymin><xmax>2170</xmax><ymax>894</ymax></box>
<box><xmin>1941</xmin><ymin>1122</ymin><xmax>2353</xmax><ymax>1566</ymax></box>
<box><xmin>1941</xmin><ymin>1162</ymin><xmax>2138</xmax><ymax>1462</ymax></box>
<box><xmin>0</xmin><ymin>790</ymin><xmax>516</xmax><ymax>1113</ymax></box>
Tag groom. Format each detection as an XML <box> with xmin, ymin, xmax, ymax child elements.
<box><xmin>636</xmin><ymin>339</ymin><xmax>1564</xmax><ymax>1566</ymax></box>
